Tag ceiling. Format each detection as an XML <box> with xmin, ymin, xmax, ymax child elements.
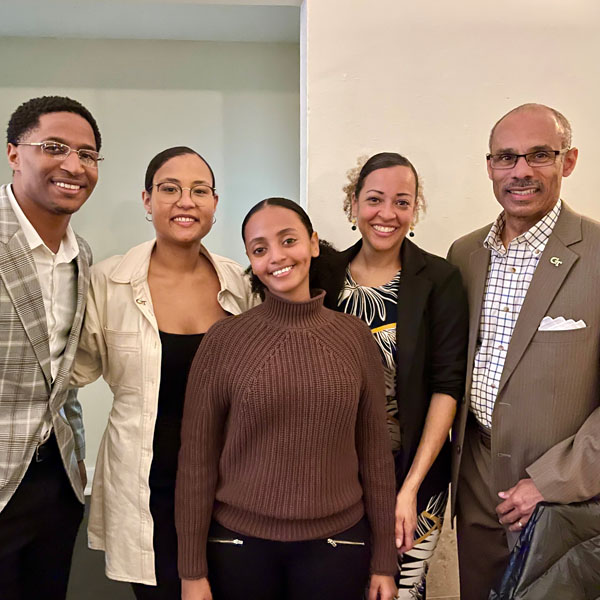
<box><xmin>0</xmin><ymin>0</ymin><xmax>301</xmax><ymax>43</ymax></box>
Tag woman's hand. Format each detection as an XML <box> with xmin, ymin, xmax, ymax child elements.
<box><xmin>368</xmin><ymin>574</ymin><xmax>397</xmax><ymax>600</ymax></box>
<box><xmin>395</xmin><ymin>486</ymin><xmax>417</xmax><ymax>554</ymax></box>
<box><xmin>182</xmin><ymin>577</ymin><xmax>212</xmax><ymax>600</ymax></box>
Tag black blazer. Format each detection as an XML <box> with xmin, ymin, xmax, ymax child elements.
<box><xmin>314</xmin><ymin>238</ymin><xmax>468</xmax><ymax>490</ymax></box>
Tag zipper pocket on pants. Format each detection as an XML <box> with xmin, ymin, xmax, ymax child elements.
<box><xmin>326</xmin><ymin>538</ymin><xmax>366</xmax><ymax>548</ymax></box>
<box><xmin>208</xmin><ymin>537</ymin><xmax>244</xmax><ymax>545</ymax></box>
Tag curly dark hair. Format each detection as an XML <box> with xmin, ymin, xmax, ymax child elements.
<box><xmin>342</xmin><ymin>152</ymin><xmax>425</xmax><ymax>224</ymax></box>
<box><xmin>6</xmin><ymin>96</ymin><xmax>102</xmax><ymax>150</ymax></box>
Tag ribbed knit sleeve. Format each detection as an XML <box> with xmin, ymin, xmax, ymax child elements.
<box><xmin>175</xmin><ymin>321</ymin><xmax>230</xmax><ymax>580</ymax></box>
<box><xmin>354</xmin><ymin>322</ymin><xmax>397</xmax><ymax>576</ymax></box>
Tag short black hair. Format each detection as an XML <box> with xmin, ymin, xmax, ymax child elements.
<box><xmin>242</xmin><ymin>197</ymin><xmax>320</xmax><ymax>300</ymax></box>
<box><xmin>6</xmin><ymin>95</ymin><xmax>102</xmax><ymax>150</ymax></box>
<box><xmin>144</xmin><ymin>146</ymin><xmax>216</xmax><ymax>192</ymax></box>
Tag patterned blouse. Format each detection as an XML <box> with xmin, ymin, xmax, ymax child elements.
<box><xmin>337</xmin><ymin>268</ymin><xmax>401</xmax><ymax>450</ymax></box>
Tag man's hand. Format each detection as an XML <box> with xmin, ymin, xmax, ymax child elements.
<box><xmin>496</xmin><ymin>478</ymin><xmax>544</xmax><ymax>532</ymax></box>
<box><xmin>77</xmin><ymin>460</ymin><xmax>87</xmax><ymax>489</ymax></box>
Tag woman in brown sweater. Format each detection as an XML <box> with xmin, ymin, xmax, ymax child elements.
<box><xmin>176</xmin><ymin>198</ymin><xmax>397</xmax><ymax>600</ymax></box>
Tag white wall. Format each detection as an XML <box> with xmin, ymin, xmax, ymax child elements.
<box><xmin>302</xmin><ymin>0</ymin><xmax>600</xmax><ymax>255</ymax></box>
<box><xmin>0</xmin><ymin>36</ymin><xmax>299</xmax><ymax>475</ymax></box>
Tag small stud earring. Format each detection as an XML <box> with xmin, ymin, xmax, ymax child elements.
<box><xmin>145</xmin><ymin>213</ymin><xmax>152</xmax><ymax>222</ymax></box>
<box><xmin>409</xmin><ymin>224</ymin><xmax>415</xmax><ymax>237</ymax></box>
<box><xmin>351</xmin><ymin>217</ymin><xmax>357</xmax><ymax>231</ymax></box>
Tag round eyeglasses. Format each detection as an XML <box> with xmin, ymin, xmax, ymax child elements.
<box><xmin>16</xmin><ymin>141</ymin><xmax>103</xmax><ymax>168</ymax></box>
<box><xmin>150</xmin><ymin>182</ymin><xmax>216</xmax><ymax>203</ymax></box>
<box><xmin>486</xmin><ymin>149</ymin><xmax>569</xmax><ymax>170</ymax></box>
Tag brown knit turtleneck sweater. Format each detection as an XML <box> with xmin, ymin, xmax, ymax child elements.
<box><xmin>175</xmin><ymin>290</ymin><xmax>396</xmax><ymax>579</ymax></box>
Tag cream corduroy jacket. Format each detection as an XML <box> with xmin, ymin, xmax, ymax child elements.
<box><xmin>71</xmin><ymin>239</ymin><xmax>258</xmax><ymax>585</ymax></box>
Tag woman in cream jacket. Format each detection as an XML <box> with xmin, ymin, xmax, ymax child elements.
<box><xmin>71</xmin><ymin>147</ymin><xmax>257</xmax><ymax>598</ymax></box>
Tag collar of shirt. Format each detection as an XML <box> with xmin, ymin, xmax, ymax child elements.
<box><xmin>7</xmin><ymin>184</ymin><xmax>79</xmax><ymax>264</ymax></box>
<box><xmin>484</xmin><ymin>199</ymin><xmax>562</xmax><ymax>257</ymax></box>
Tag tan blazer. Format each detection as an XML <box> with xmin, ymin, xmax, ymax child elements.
<box><xmin>448</xmin><ymin>203</ymin><xmax>600</xmax><ymax>514</ymax></box>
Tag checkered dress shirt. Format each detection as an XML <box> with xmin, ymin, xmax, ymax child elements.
<box><xmin>471</xmin><ymin>200</ymin><xmax>562</xmax><ymax>428</ymax></box>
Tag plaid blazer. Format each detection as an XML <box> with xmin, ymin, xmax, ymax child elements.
<box><xmin>0</xmin><ymin>184</ymin><xmax>91</xmax><ymax>511</ymax></box>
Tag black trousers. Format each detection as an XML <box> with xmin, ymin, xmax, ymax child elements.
<box><xmin>131</xmin><ymin>482</ymin><xmax>180</xmax><ymax>600</ymax></box>
<box><xmin>0</xmin><ymin>434</ymin><xmax>84</xmax><ymax>600</ymax></box>
<box><xmin>206</xmin><ymin>518</ymin><xmax>372</xmax><ymax>600</ymax></box>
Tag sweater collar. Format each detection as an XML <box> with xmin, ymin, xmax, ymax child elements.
<box><xmin>260</xmin><ymin>289</ymin><xmax>332</xmax><ymax>328</ymax></box>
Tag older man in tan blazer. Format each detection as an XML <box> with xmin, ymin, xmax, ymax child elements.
<box><xmin>448</xmin><ymin>103</ymin><xmax>600</xmax><ymax>600</ymax></box>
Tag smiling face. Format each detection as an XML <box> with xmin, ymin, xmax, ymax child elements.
<box><xmin>7</xmin><ymin>111</ymin><xmax>99</xmax><ymax>218</ymax></box>
<box><xmin>244</xmin><ymin>204</ymin><xmax>319</xmax><ymax>303</ymax></box>
<box><xmin>142</xmin><ymin>153</ymin><xmax>218</xmax><ymax>246</ymax></box>
<box><xmin>488</xmin><ymin>107</ymin><xmax>578</xmax><ymax>232</ymax></box>
<box><xmin>352</xmin><ymin>165</ymin><xmax>416</xmax><ymax>256</ymax></box>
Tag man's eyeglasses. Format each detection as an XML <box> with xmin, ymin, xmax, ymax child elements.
<box><xmin>486</xmin><ymin>149</ymin><xmax>569</xmax><ymax>170</ymax></box>
<box><xmin>16</xmin><ymin>141</ymin><xmax>103</xmax><ymax>168</ymax></box>
<box><xmin>149</xmin><ymin>182</ymin><xmax>216</xmax><ymax>203</ymax></box>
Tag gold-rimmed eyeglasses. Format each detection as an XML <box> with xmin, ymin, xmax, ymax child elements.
<box><xmin>16</xmin><ymin>141</ymin><xmax>103</xmax><ymax>168</ymax></box>
<box><xmin>149</xmin><ymin>182</ymin><xmax>216</xmax><ymax>203</ymax></box>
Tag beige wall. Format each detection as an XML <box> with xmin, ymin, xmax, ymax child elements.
<box><xmin>302</xmin><ymin>0</ymin><xmax>600</xmax><ymax>256</ymax></box>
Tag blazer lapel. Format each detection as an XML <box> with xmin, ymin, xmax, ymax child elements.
<box><xmin>0</xmin><ymin>227</ymin><xmax>52</xmax><ymax>387</ymax></box>
<box><xmin>66</xmin><ymin>249</ymin><xmax>90</xmax><ymax>357</ymax></box>
<box><xmin>49</xmin><ymin>241</ymin><xmax>92</xmax><ymax>402</ymax></box>
<box><xmin>465</xmin><ymin>244</ymin><xmax>490</xmax><ymax>394</ymax></box>
<box><xmin>497</xmin><ymin>206</ymin><xmax>581</xmax><ymax>395</ymax></box>
<box><xmin>497</xmin><ymin>235</ymin><xmax>578</xmax><ymax>395</ymax></box>
<box><xmin>395</xmin><ymin>240</ymin><xmax>431</xmax><ymax>397</ymax></box>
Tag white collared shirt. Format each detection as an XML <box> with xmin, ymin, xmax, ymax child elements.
<box><xmin>471</xmin><ymin>200</ymin><xmax>562</xmax><ymax>428</ymax></box>
<box><xmin>7</xmin><ymin>184</ymin><xmax>79</xmax><ymax>383</ymax></box>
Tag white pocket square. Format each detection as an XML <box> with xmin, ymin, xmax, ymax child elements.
<box><xmin>538</xmin><ymin>316</ymin><xmax>587</xmax><ymax>331</ymax></box>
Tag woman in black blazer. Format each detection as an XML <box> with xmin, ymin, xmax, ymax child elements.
<box><xmin>314</xmin><ymin>152</ymin><xmax>468</xmax><ymax>599</ymax></box>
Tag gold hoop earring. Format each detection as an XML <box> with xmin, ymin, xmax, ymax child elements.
<box><xmin>145</xmin><ymin>213</ymin><xmax>152</xmax><ymax>222</ymax></box>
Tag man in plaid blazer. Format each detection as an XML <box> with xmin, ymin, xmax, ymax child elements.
<box><xmin>0</xmin><ymin>96</ymin><xmax>102</xmax><ymax>599</ymax></box>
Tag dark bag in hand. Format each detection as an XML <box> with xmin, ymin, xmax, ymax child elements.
<box><xmin>489</xmin><ymin>500</ymin><xmax>600</xmax><ymax>600</ymax></box>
